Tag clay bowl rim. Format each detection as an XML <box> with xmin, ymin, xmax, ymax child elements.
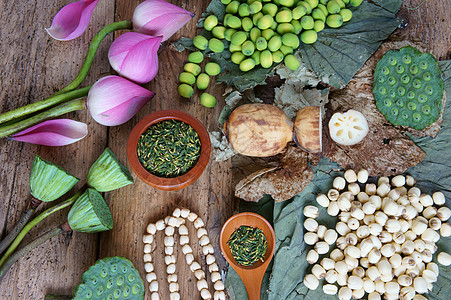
<box><xmin>127</xmin><ymin>109</ymin><xmax>211</xmax><ymax>191</ymax></box>
<box><xmin>219</xmin><ymin>212</ymin><xmax>276</xmax><ymax>270</ymax></box>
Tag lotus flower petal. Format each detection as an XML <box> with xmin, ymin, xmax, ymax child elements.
<box><xmin>108</xmin><ymin>33</ymin><xmax>162</xmax><ymax>84</ymax></box>
<box><xmin>133</xmin><ymin>0</ymin><xmax>194</xmax><ymax>42</ymax></box>
<box><xmin>12</xmin><ymin>119</ymin><xmax>88</xmax><ymax>146</ymax></box>
<box><xmin>87</xmin><ymin>75</ymin><xmax>154</xmax><ymax>126</ymax></box>
<box><xmin>46</xmin><ymin>0</ymin><xmax>99</xmax><ymax>41</ymax></box>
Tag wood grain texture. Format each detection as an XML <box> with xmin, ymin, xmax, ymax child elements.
<box><xmin>0</xmin><ymin>0</ymin><xmax>448</xmax><ymax>299</ymax></box>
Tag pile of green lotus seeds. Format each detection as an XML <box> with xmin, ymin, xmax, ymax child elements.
<box><xmin>178</xmin><ymin>0</ymin><xmax>363</xmax><ymax>106</ymax></box>
<box><xmin>373</xmin><ymin>46</ymin><xmax>444</xmax><ymax>130</ymax></box>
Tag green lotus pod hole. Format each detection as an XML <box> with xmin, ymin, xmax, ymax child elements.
<box><xmin>389</xmin><ymin>57</ymin><xmax>397</xmax><ymax>65</ymax></box>
<box><xmin>401</xmin><ymin>74</ymin><xmax>410</xmax><ymax>84</ymax></box>
<box><xmin>114</xmin><ymin>289</ymin><xmax>121</xmax><ymax>298</ymax></box>
<box><xmin>101</xmin><ymin>268</ymin><xmax>108</xmax><ymax>278</ymax></box>
<box><xmin>378</xmin><ymin>77</ymin><xmax>385</xmax><ymax>83</ymax></box>
<box><xmin>402</xmin><ymin>111</ymin><xmax>409</xmax><ymax>120</ymax></box>
<box><xmin>388</xmin><ymin>76</ymin><xmax>397</xmax><ymax>85</ymax></box>
<box><xmin>86</xmin><ymin>290</ymin><xmax>93</xmax><ymax>298</ymax></box>
<box><xmin>407</xmin><ymin>102</ymin><xmax>416</xmax><ymax>110</ymax></box>
<box><xmin>132</xmin><ymin>284</ymin><xmax>141</xmax><ymax>295</ymax></box>
<box><xmin>413</xmin><ymin>79</ymin><xmax>422</xmax><ymax>89</ymax></box>
<box><xmin>123</xmin><ymin>286</ymin><xmax>131</xmax><ymax>297</ymax></box>
<box><xmin>389</xmin><ymin>90</ymin><xmax>396</xmax><ymax>98</ymax></box>
<box><xmin>423</xmin><ymin>106</ymin><xmax>431</xmax><ymax>114</ymax></box>
<box><xmin>378</xmin><ymin>86</ymin><xmax>386</xmax><ymax>95</ymax></box>
<box><xmin>396</xmin><ymin>99</ymin><xmax>404</xmax><ymax>107</ymax></box>
<box><xmin>418</xmin><ymin>94</ymin><xmax>428</xmax><ymax>103</ymax></box>
<box><xmin>107</xmin><ymin>295</ymin><xmax>113</xmax><ymax>300</ymax></box>
<box><xmin>117</xmin><ymin>276</ymin><xmax>125</xmax><ymax>286</ymax></box>
<box><xmin>122</xmin><ymin>266</ymin><xmax>128</xmax><ymax>273</ymax></box>
<box><xmin>407</xmin><ymin>91</ymin><xmax>416</xmax><ymax>99</ymax></box>
<box><xmin>107</xmin><ymin>278</ymin><xmax>114</xmax><ymax>289</ymax></box>
<box><xmin>97</xmin><ymin>286</ymin><xmax>104</xmax><ymax>296</ymax></box>
<box><xmin>413</xmin><ymin>113</ymin><xmax>421</xmax><ymax>122</ymax></box>
<box><xmin>402</xmin><ymin>54</ymin><xmax>411</xmax><ymax>64</ymax></box>
<box><xmin>426</xmin><ymin>86</ymin><xmax>434</xmax><ymax>95</ymax></box>
<box><xmin>420</xmin><ymin>61</ymin><xmax>428</xmax><ymax>69</ymax></box>
<box><xmin>111</xmin><ymin>265</ymin><xmax>118</xmax><ymax>273</ymax></box>
<box><xmin>409</xmin><ymin>64</ymin><xmax>419</xmax><ymax>74</ymax></box>
<box><xmin>396</xmin><ymin>64</ymin><xmax>404</xmax><ymax>73</ymax></box>
<box><xmin>384</xmin><ymin>99</ymin><xmax>392</xmax><ymax>107</ymax></box>
<box><xmin>92</xmin><ymin>278</ymin><xmax>98</xmax><ymax>285</ymax></box>
<box><xmin>423</xmin><ymin>72</ymin><xmax>431</xmax><ymax>81</ymax></box>
<box><xmin>391</xmin><ymin>108</ymin><xmax>399</xmax><ymax>116</ymax></box>
<box><xmin>128</xmin><ymin>274</ymin><xmax>135</xmax><ymax>282</ymax></box>
<box><xmin>382</xmin><ymin>66</ymin><xmax>390</xmax><ymax>75</ymax></box>
<box><xmin>397</xmin><ymin>87</ymin><xmax>406</xmax><ymax>96</ymax></box>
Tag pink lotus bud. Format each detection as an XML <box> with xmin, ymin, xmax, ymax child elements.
<box><xmin>11</xmin><ymin>119</ymin><xmax>88</xmax><ymax>146</ymax></box>
<box><xmin>46</xmin><ymin>0</ymin><xmax>99</xmax><ymax>41</ymax></box>
<box><xmin>108</xmin><ymin>33</ymin><xmax>162</xmax><ymax>84</ymax></box>
<box><xmin>133</xmin><ymin>0</ymin><xmax>194</xmax><ymax>42</ymax></box>
<box><xmin>87</xmin><ymin>75</ymin><xmax>155</xmax><ymax>126</ymax></box>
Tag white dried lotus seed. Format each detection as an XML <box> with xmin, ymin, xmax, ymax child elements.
<box><xmin>303</xmin><ymin>205</ymin><xmax>319</xmax><ymax>218</ymax></box>
<box><xmin>200</xmin><ymin>288</ymin><xmax>212</xmax><ymax>299</ymax></box>
<box><xmin>180</xmin><ymin>208</ymin><xmax>190</xmax><ymax>218</ymax></box>
<box><xmin>304</xmin><ymin>232</ymin><xmax>319</xmax><ymax>245</ymax></box>
<box><xmin>168</xmin><ymin>274</ymin><xmax>178</xmax><ymax>283</ymax></box>
<box><xmin>437</xmin><ymin>207</ymin><xmax>451</xmax><ymax>221</ymax></box>
<box><xmin>306</xmin><ymin>249</ymin><xmax>319</xmax><ymax>264</ymax></box>
<box><xmin>316</xmin><ymin>193</ymin><xmax>330</xmax><ymax>207</ymax></box>
<box><xmin>214</xmin><ymin>280</ymin><xmax>225</xmax><ymax>291</ymax></box>
<box><xmin>164</xmin><ymin>216</ymin><xmax>170</xmax><ymax>224</ymax></box>
<box><xmin>323</xmin><ymin>284</ymin><xmax>338</xmax><ymax>295</ymax></box>
<box><xmin>304</xmin><ymin>274</ymin><xmax>319</xmax><ymax>290</ymax></box>
<box><xmin>149</xmin><ymin>280</ymin><xmax>159</xmax><ymax>292</ymax></box>
<box><xmin>165</xmin><ymin>255</ymin><xmax>176</xmax><ymax>265</ymax></box>
<box><xmin>329</xmin><ymin>110</ymin><xmax>369</xmax><ymax>146</ymax></box>
<box><xmin>179</xmin><ymin>235</ymin><xmax>190</xmax><ymax>245</ymax></box>
<box><xmin>143</xmin><ymin>234</ymin><xmax>154</xmax><ymax>244</ymax></box>
<box><xmin>194</xmin><ymin>269</ymin><xmax>205</xmax><ymax>280</ymax></box>
<box><xmin>144</xmin><ymin>262</ymin><xmax>154</xmax><ymax>273</ymax></box>
<box><xmin>187</xmin><ymin>212</ymin><xmax>198</xmax><ymax>222</ymax></box>
<box><xmin>314</xmin><ymin>241</ymin><xmax>329</xmax><ymax>254</ymax></box>
<box><xmin>194</xmin><ymin>217</ymin><xmax>205</xmax><ymax>229</ymax></box>
<box><xmin>206</xmin><ymin>254</ymin><xmax>216</xmax><ymax>265</ymax></box>
<box><xmin>165</xmin><ymin>226</ymin><xmax>175</xmax><ymax>236</ymax></box>
<box><xmin>199</xmin><ymin>235</ymin><xmax>210</xmax><ymax>246</ymax></box>
<box><xmin>167</xmin><ymin>263</ymin><xmax>176</xmax><ymax>274</ymax></box>
<box><xmin>151</xmin><ymin>292</ymin><xmax>160</xmax><ymax>300</ymax></box>
<box><xmin>147</xmin><ymin>223</ymin><xmax>157</xmax><ymax>235</ymax></box>
<box><xmin>391</xmin><ymin>175</ymin><xmax>406</xmax><ymax>187</ymax></box>
<box><xmin>437</xmin><ymin>252</ymin><xmax>451</xmax><ymax>266</ymax></box>
<box><xmin>214</xmin><ymin>290</ymin><xmax>226</xmax><ymax>300</ymax></box>
<box><xmin>344</xmin><ymin>169</ymin><xmax>357</xmax><ymax>183</ymax></box>
<box><xmin>169</xmin><ymin>282</ymin><xmax>180</xmax><ymax>293</ymax></box>
<box><xmin>333</xmin><ymin>176</ymin><xmax>346</xmax><ymax>191</ymax></box>
<box><xmin>440</xmin><ymin>222</ymin><xmax>451</xmax><ymax>237</ymax></box>
<box><xmin>169</xmin><ymin>292</ymin><xmax>180</xmax><ymax>300</ymax></box>
<box><xmin>182</xmin><ymin>244</ymin><xmax>193</xmax><ymax>254</ymax></box>
<box><xmin>178</xmin><ymin>224</ymin><xmax>188</xmax><ymax>235</ymax></box>
<box><xmin>211</xmin><ymin>271</ymin><xmax>222</xmax><ymax>282</ymax></box>
<box><xmin>304</xmin><ymin>218</ymin><xmax>319</xmax><ymax>232</ymax></box>
<box><xmin>144</xmin><ymin>244</ymin><xmax>152</xmax><ymax>254</ymax></box>
<box><xmin>143</xmin><ymin>253</ymin><xmax>152</xmax><ymax>263</ymax></box>
<box><xmin>327</xmin><ymin>188</ymin><xmax>340</xmax><ymax>201</ymax></box>
<box><xmin>172</xmin><ymin>207</ymin><xmax>181</xmax><ymax>217</ymax></box>
<box><xmin>197</xmin><ymin>228</ymin><xmax>208</xmax><ymax>238</ymax></box>
<box><xmin>168</xmin><ymin>216</ymin><xmax>178</xmax><ymax>227</ymax></box>
<box><xmin>164</xmin><ymin>236</ymin><xmax>175</xmax><ymax>247</ymax></box>
<box><xmin>203</xmin><ymin>244</ymin><xmax>215</xmax><ymax>255</ymax></box>
<box><xmin>190</xmin><ymin>261</ymin><xmax>201</xmax><ymax>272</ymax></box>
<box><xmin>327</xmin><ymin>202</ymin><xmax>340</xmax><ymax>216</ymax></box>
<box><xmin>146</xmin><ymin>272</ymin><xmax>157</xmax><ymax>283</ymax></box>
<box><xmin>432</xmin><ymin>191</ymin><xmax>446</xmax><ymax>205</ymax></box>
<box><xmin>155</xmin><ymin>219</ymin><xmax>166</xmax><ymax>231</ymax></box>
<box><xmin>209</xmin><ymin>262</ymin><xmax>219</xmax><ymax>273</ymax></box>
<box><xmin>317</xmin><ymin>225</ymin><xmax>327</xmax><ymax>239</ymax></box>
<box><xmin>185</xmin><ymin>253</ymin><xmax>195</xmax><ymax>265</ymax></box>
<box><xmin>165</xmin><ymin>246</ymin><xmax>174</xmax><ymax>255</ymax></box>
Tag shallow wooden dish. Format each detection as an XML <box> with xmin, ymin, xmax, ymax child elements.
<box><xmin>220</xmin><ymin>212</ymin><xmax>276</xmax><ymax>300</ymax></box>
<box><xmin>127</xmin><ymin>110</ymin><xmax>211</xmax><ymax>191</ymax></box>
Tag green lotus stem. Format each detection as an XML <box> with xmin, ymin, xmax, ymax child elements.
<box><xmin>0</xmin><ymin>190</ymin><xmax>82</xmax><ymax>268</ymax></box>
<box><xmin>0</xmin><ymin>98</ymin><xmax>87</xmax><ymax>138</ymax></box>
<box><xmin>0</xmin><ymin>86</ymin><xmax>91</xmax><ymax>126</ymax></box>
<box><xmin>56</xmin><ymin>20</ymin><xmax>132</xmax><ymax>95</ymax></box>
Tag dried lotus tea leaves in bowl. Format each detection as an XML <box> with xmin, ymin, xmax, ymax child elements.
<box><xmin>373</xmin><ymin>46</ymin><xmax>444</xmax><ymax>130</ymax></box>
<box><xmin>227</xmin><ymin>225</ymin><xmax>268</xmax><ymax>266</ymax></box>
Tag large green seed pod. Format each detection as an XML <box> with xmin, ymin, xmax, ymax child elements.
<box><xmin>326</xmin><ymin>14</ymin><xmax>343</xmax><ymax>28</ymax></box>
<box><xmin>73</xmin><ymin>257</ymin><xmax>144</xmax><ymax>300</ymax></box>
<box><xmin>68</xmin><ymin>188</ymin><xmax>113</xmax><ymax>233</ymax></box>
<box><xmin>262</xmin><ymin>29</ymin><xmax>275</xmax><ymax>40</ymax></box>
<box><xmin>276</xmin><ymin>10</ymin><xmax>293</xmax><ymax>23</ymax></box>
<box><xmin>373</xmin><ymin>46</ymin><xmax>444</xmax><ymax>130</ymax></box>
<box><xmin>29</xmin><ymin>156</ymin><xmax>79</xmax><ymax>202</ymax></box>
<box><xmin>87</xmin><ymin>148</ymin><xmax>133</xmax><ymax>192</ymax></box>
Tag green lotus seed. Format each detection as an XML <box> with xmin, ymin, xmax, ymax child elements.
<box><xmin>413</xmin><ymin>113</ymin><xmax>421</xmax><ymax>122</ymax></box>
<box><xmin>205</xmin><ymin>62</ymin><xmax>221</xmax><ymax>76</ymax></box>
<box><xmin>226</xmin><ymin>1</ymin><xmax>240</xmax><ymax>14</ymax></box>
<box><xmin>188</xmin><ymin>52</ymin><xmax>203</xmax><ymax>64</ymax></box>
<box><xmin>227</xmin><ymin>15</ymin><xmax>242</xmax><ymax>29</ymax></box>
<box><xmin>184</xmin><ymin>63</ymin><xmax>201</xmax><ymax>76</ymax></box>
<box><xmin>378</xmin><ymin>86</ymin><xmax>386</xmax><ymax>95</ymax></box>
<box><xmin>250</xmin><ymin>27</ymin><xmax>261</xmax><ymax>42</ymax></box>
<box><xmin>178</xmin><ymin>84</ymin><xmax>194</xmax><ymax>98</ymax></box>
<box><xmin>101</xmin><ymin>268</ymin><xmax>108</xmax><ymax>278</ymax></box>
<box><xmin>231</xmin><ymin>31</ymin><xmax>247</xmax><ymax>45</ymax></box>
<box><xmin>277</xmin><ymin>23</ymin><xmax>295</xmax><ymax>34</ymax></box>
<box><xmin>200</xmin><ymin>93</ymin><xmax>216</xmax><ymax>108</ymax></box>
<box><xmin>242</xmin><ymin>17</ymin><xmax>253</xmax><ymax>31</ymax></box>
<box><xmin>97</xmin><ymin>286</ymin><xmax>104</xmax><ymax>295</ymax></box>
<box><xmin>306</xmin><ymin>0</ymin><xmax>320</xmax><ymax>9</ymax></box>
<box><xmin>407</xmin><ymin>91</ymin><xmax>415</xmax><ymax>99</ymax></box>
<box><xmin>179</xmin><ymin>72</ymin><xmax>196</xmax><ymax>85</ymax></box>
<box><xmin>127</xmin><ymin>274</ymin><xmax>135</xmax><ymax>282</ymax></box>
<box><xmin>413</xmin><ymin>78</ymin><xmax>422</xmax><ymax>89</ymax></box>
<box><xmin>298</xmin><ymin>1</ymin><xmax>313</xmax><ymax>14</ymax></box>
<box><xmin>209</xmin><ymin>38</ymin><xmax>224</xmax><ymax>53</ymax></box>
<box><xmin>196</xmin><ymin>73</ymin><xmax>210</xmax><ymax>90</ymax></box>
<box><xmin>426</xmin><ymin>86</ymin><xmax>434</xmax><ymax>95</ymax></box>
<box><xmin>193</xmin><ymin>35</ymin><xmax>208</xmax><ymax>50</ymax></box>
<box><xmin>292</xmin><ymin>5</ymin><xmax>308</xmax><ymax>19</ymax></box>
<box><xmin>392</xmin><ymin>108</ymin><xmax>399</xmax><ymax>116</ymax></box>
<box><xmin>418</xmin><ymin>94</ymin><xmax>428</xmax><ymax>103</ymax></box>
<box><xmin>312</xmin><ymin>8</ymin><xmax>326</xmax><ymax>22</ymax></box>
<box><xmin>272</xmin><ymin>50</ymin><xmax>284</xmax><ymax>63</ymax></box>
<box><xmin>420</xmin><ymin>61</ymin><xmax>428</xmax><ymax>69</ymax></box>
<box><xmin>378</xmin><ymin>76</ymin><xmax>385</xmax><ymax>83</ymax></box>
<box><xmin>389</xmin><ymin>89</ymin><xmax>396</xmax><ymax>98</ymax></box>
<box><xmin>257</xmin><ymin>15</ymin><xmax>275</xmax><ymax>30</ymax></box>
<box><xmin>204</xmin><ymin>15</ymin><xmax>218</xmax><ymax>31</ymax></box>
<box><xmin>314</xmin><ymin>20</ymin><xmax>325</xmax><ymax>32</ymax></box>
<box><xmin>396</xmin><ymin>64</ymin><xmax>404</xmax><ymax>73</ymax></box>
<box><xmin>252</xmin><ymin>51</ymin><xmax>261</xmax><ymax>65</ymax></box>
<box><xmin>291</xmin><ymin>19</ymin><xmax>302</xmax><ymax>34</ymax></box>
<box><xmin>396</xmin><ymin>99</ymin><xmax>404</xmax><ymax>107</ymax></box>
<box><xmin>242</xmin><ymin>40</ymin><xmax>255</xmax><ymax>56</ymax></box>
<box><xmin>231</xmin><ymin>52</ymin><xmax>245</xmax><ymax>64</ymax></box>
<box><xmin>388</xmin><ymin>76</ymin><xmax>397</xmax><ymax>85</ymax></box>
<box><xmin>114</xmin><ymin>289</ymin><xmax>121</xmax><ymax>298</ymax></box>
<box><xmin>284</xmin><ymin>54</ymin><xmax>300</xmax><ymax>70</ymax></box>
<box><xmin>229</xmin><ymin>43</ymin><xmax>242</xmax><ymax>52</ymax></box>
<box><xmin>281</xmin><ymin>33</ymin><xmax>299</xmax><ymax>49</ymax></box>
<box><xmin>280</xmin><ymin>45</ymin><xmax>293</xmax><ymax>55</ymax></box>
<box><xmin>253</xmin><ymin>12</ymin><xmax>264</xmax><ymax>25</ymax></box>
<box><xmin>401</xmin><ymin>74</ymin><xmax>410</xmax><ymax>84</ymax></box>
<box><xmin>262</xmin><ymin>3</ymin><xmax>278</xmax><ymax>16</ymax></box>
<box><xmin>239</xmin><ymin>3</ymin><xmax>250</xmax><ymax>17</ymax></box>
<box><xmin>107</xmin><ymin>295</ymin><xmax>113</xmax><ymax>300</ymax></box>
<box><xmin>300</xmin><ymin>30</ymin><xmax>318</xmax><ymax>44</ymax></box>
<box><xmin>280</xmin><ymin>0</ymin><xmax>295</xmax><ymax>7</ymax></box>
<box><xmin>301</xmin><ymin>15</ymin><xmax>315</xmax><ymax>30</ymax></box>
<box><xmin>382</xmin><ymin>66</ymin><xmax>390</xmax><ymax>75</ymax></box>
<box><xmin>317</xmin><ymin>3</ymin><xmax>329</xmax><ymax>16</ymax></box>
<box><xmin>409</xmin><ymin>64</ymin><xmax>419</xmax><ymax>74</ymax></box>
<box><xmin>402</xmin><ymin>54</ymin><xmax>411</xmax><ymax>64</ymax></box>
<box><xmin>326</xmin><ymin>14</ymin><xmax>343</xmax><ymax>28</ymax></box>
<box><xmin>211</xmin><ymin>26</ymin><xmax>226</xmax><ymax>39</ymax></box>
<box><xmin>339</xmin><ymin>8</ymin><xmax>352</xmax><ymax>22</ymax></box>
<box><xmin>422</xmin><ymin>105</ymin><xmax>431</xmax><ymax>114</ymax></box>
<box><xmin>123</xmin><ymin>286</ymin><xmax>130</xmax><ymax>297</ymax></box>
<box><xmin>262</xmin><ymin>29</ymin><xmax>275</xmax><ymax>40</ymax></box>
<box><xmin>350</xmin><ymin>0</ymin><xmax>363</xmax><ymax>7</ymax></box>
<box><xmin>221</xmin><ymin>0</ymin><xmax>232</xmax><ymax>4</ymax></box>
<box><xmin>256</xmin><ymin>36</ymin><xmax>268</xmax><ymax>51</ymax></box>
<box><xmin>384</xmin><ymin>99</ymin><xmax>392</xmax><ymax>107</ymax></box>
<box><xmin>407</xmin><ymin>102</ymin><xmax>416</xmax><ymax>110</ymax></box>
<box><xmin>268</xmin><ymin>35</ymin><xmax>282</xmax><ymax>51</ymax></box>
<box><xmin>327</xmin><ymin>0</ymin><xmax>340</xmax><ymax>14</ymax></box>
<box><xmin>335</xmin><ymin>0</ymin><xmax>346</xmax><ymax>8</ymax></box>
<box><xmin>401</xmin><ymin>111</ymin><xmax>409</xmax><ymax>120</ymax></box>
<box><xmin>117</xmin><ymin>276</ymin><xmax>124</xmax><ymax>286</ymax></box>
<box><xmin>249</xmin><ymin>1</ymin><xmax>263</xmax><ymax>14</ymax></box>
<box><xmin>423</xmin><ymin>72</ymin><xmax>431</xmax><ymax>81</ymax></box>
<box><xmin>389</xmin><ymin>57</ymin><xmax>397</xmax><ymax>65</ymax></box>
<box><xmin>260</xmin><ymin>50</ymin><xmax>273</xmax><ymax>68</ymax></box>
<box><xmin>397</xmin><ymin>86</ymin><xmax>406</xmax><ymax>96</ymax></box>
<box><xmin>132</xmin><ymin>284</ymin><xmax>140</xmax><ymax>294</ymax></box>
<box><xmin>276</xmin><ymin>10</ymin><xmax>293</xmax><ymax>23</ymax></box>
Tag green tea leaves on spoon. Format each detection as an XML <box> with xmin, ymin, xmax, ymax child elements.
<box><xmin>227</xmin><ymin>225</ymin><xmax>267</xmax><ymax>266</ymax></box>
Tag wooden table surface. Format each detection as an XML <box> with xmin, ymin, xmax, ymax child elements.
<box><xmin>0</xmin><ymin>0</ymin><xmax>449</xmax><ymax>299</ymax></box>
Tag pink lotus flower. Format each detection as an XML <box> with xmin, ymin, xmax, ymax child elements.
<box><xmin>133</xmin><ymin>0</ymin><xmax>194</xmax><ymax>41</ymax></box>
<box><xmin>108</xmin><ymin>33</ymin><xmax>162</xmax><ymax>84</ymax></box>
<box><xmin>46</xmin><ymin>0</ymin><xmax>99</xmax><ymax>41</ymax></box>
<box><xmin>87</xmin><ymin>75</ymin><xmax>155</xmax><ymax>126</ymax></box>
<box><xmin>11</xmin><ymin>119</ymin><xmax>88</xmax><ymax>146</ymax></box>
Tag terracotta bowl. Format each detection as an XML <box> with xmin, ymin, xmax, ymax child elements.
<box><xmin>127</xmin><ymin>110</ymin><xmax>211</xmax><ymax>191</ymax></box>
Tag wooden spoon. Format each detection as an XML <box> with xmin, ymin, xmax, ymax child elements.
<box><xmin>219</xmin><ymin>212</ymin><xmax>276</xmax><ymax>300</ymax></box>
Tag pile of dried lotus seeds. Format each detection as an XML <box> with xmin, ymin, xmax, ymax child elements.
<box><xmin>302</xmin><ymin>169</ymin><xmax>450</xmax><ymax>300</ymax></box>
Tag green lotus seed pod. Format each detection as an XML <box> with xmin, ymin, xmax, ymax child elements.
<box><xmin>221</xmin><ymin>0</ymin><xmax>232</xmax><ymax>4</ymax></box>
<box><xmin>253</xmin><ymin>12</ymin><xmax>264</xmax><ymax>25</ymax></box>
<box><xmin>301</xmin><ymin>15</ymin><xmax>315</xmax><ymax>30</ymax></box>
<box><xmin>250</xmin><ymin>27</ymin><xmax>262</xmax><ymax>42</ymax></box>
<box><xmin>227</xmin><ymin>15</ymin><xmax>242</xmax><ymax>29</ymax></box>
<box><xmin>226</xmin><ymin>1</ymin><xmax>240</xmax><ymax>14</ymax></box>
<box><xmin>313</xmin><ymin>19</ymin><xmax>325</xmax><ymax>32</ymax></box>
<box><xmin>262</xmin><ymin>3</ymin><xmax>278</xmax><ymax>17</ymax></box>
<box><xmin>306</xmin><ymin>0</ymin><xmax>319</xmax><ymax>8</ymax></box>
<box><xmin>334</xmin><ymin>0</ymin><xmax>346</xmax><ymax>8</ymax></box>
<box><xmin>184</xmin><ymin>62</ymin><xmax>201</xmax><ymax>76</ymax></box>
<box><xmin>280</xmin><ymin>0</ymin><xmax>295</xmax><ymax>7</ymax></box>
<box><xmin>339</xmin><ymin>8</ymin><xmax>352</xmax><ymax>22</ymax></box>
<box><xmin>251</xmin><ymin>51</ymin><xmax>261</xmax><ymax>65</ymax></box>
<box><xmin>242</xmin><ymin>17</ymin><xmax>254</xmax><ymax>31</ymax></box>
<box><xmin>282</xmin><ymin>32</ymin><xmax>300</xmax><ymax>48</ymax></box>
<box><xmin>179</xmin><ymin>72</ymin><xmax>196</xmax><ymax>85</ymax></box>
<box><xmin>196</xmin><ymin>73</ymin><xmax>210</xmax><ymax>90</ymax></box>
<box><xmin>239</xmin><ymin>58</ymin><xmax>256</xmax><ymax>72</ymax></box>
<box><xmin>178</xmin><ymin>84</ymin><xmax>194</xmax><ymax>98</ymax></box>
<box><xmin>205</xmin><ymin>62</ymin><xmax>222</xmax><ymax>76</ymax></box>
<box><xmin>193</xmin><ymin>35</ymin><xmax>208</xmax><ymax>50</ymax></box>
<box><xmin>239</xmin><ymin>3</ymin><xmax>251</xmax><ymax>17</ymax></box>
<box><xmin>224</xmin><ymin>28</ymin><xmax>237</xmax><ymax>41</ymax></box>
<box><xmin>249</xmin><ymin>1</ymin><xmax>263</xmax><ymax>14</ymax></box>
<box><xmin>231</xmin><ymin>31</ymin><xmax>248</xmax><ymax>45</ymax></box>
<box><xmin>277</xmin><ymin>23</ymin><xmax>295</xmax><ymax>34</ymax></box>
<box><xmin>300</xmin><ymin>30</ymin><xmax>317</xmax><ymax>44</ymax></box>
<box><xmin>188</xmin><ymin>51</ymin><xmax>204</xmax><ymax>64</ymax></box>
<box><xmin>256</xmin><ymin>36</ymin><xmax>268</xmax><ymax>50</ymax></box>
<box><xmin>312</xmin><ymin>8</ymin><xmax>326</xmax><ymax>22</ymax></box>
<box><xmin>204</xmin><ymin>15</ymin><xmax>218</xmax><ymax>31</ymax></box>
<box><xmin>298</xmin><ymin>1</ymin><xmax>312</xmax><ymax>14</ymax></box>
<box><xmin>262</xmin><ymin>28</ymin><xmax>275</xmax><ymax>40</ymax></box>
<box><xmin>242</xmin><ymin>40</ymin><xmax>256</xmax><ymax>56</ymax></box>
<box><xmin>231</xmin><ymin>52</ymin><xmax>246</xmax><ymax>64</ymax></box>
<box><xmin>209</xmin><ymin>38</ymin><xmax>224</xmax><ymax>53</ymax></box>
<box><xmin>326</xmin><ymin>14</ymin><xmax>343</xmax><ymax>28</ymax></box>
<box><xmin>229</xmin><ymin>43</ymin><xmax>242</xmax><ymax>52</ymax></box>
<box><xmin>200</xmin><ymin>93</ymin><xmax>216</xmax><ymax>108</ymax></box>
<box><xmin>212</xmin><ymin>26</ymin><xmax>226</xmax><ymax>39</ymax></box>
<box><xmin>292</xmin><ymin>5</ymin><xmax>307</xmax><ymax>19</ymax></box>
<box><xmin>284</xmin><ymin>54</ymin><xmax>300</xmax><ymax>70</ymax></box>
<box><xmin>280</xmin><ymin>44</ymin><xmax>294</xmax><ymax>55</ymax></box>
<box><xmin>257</xmin><ymin>15</ymin><xmax>275</xmax><ymax>30</ymax></box>
<box><xmin>327</xmin><ymin>0</ymin><xmax>341</xmax><ymax>14</ymax></box>
<box><xmin>276</xmin><ymin>10</ymin><xmax>293</xmax><ymax>23</ymax></box>
<box><xmin>272</xmin><ymin>50</ymin><xmax>284</xmax><ymax>63</ymax></box>
<box><xmin>350</xmin><ymin>0</ymin><xmax>363</xmax><ymax>7</ymax></box>
<box><xmin>268</xmin><ymin>35</ymin><xmax>282</xmax><ymax>52</ymax></box>
<box><xmin>260</xmin><ymin>50</ymin><xmax>273</xmax><ymax>68</ymax></box>
<box><xmin>317</xmin><ymin>3</ymin><xmax>329</xmax><ymax>16</ymax></box>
